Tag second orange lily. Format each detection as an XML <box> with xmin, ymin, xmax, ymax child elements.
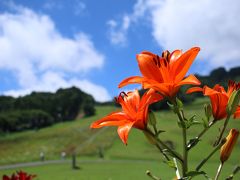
<box><xmin>119</xmin><ymin>47</ymin><xmax>201</xmax><ymax>98</ymax></box>
<box><xmin>187</xmin><ymin>80</ymin><xmax>240</xmax><ymax>120</ymax></box>
<box><xmin>91</xmin><ymin>89</ymin><xmax>163</xmax><ymax>144</ymax></box>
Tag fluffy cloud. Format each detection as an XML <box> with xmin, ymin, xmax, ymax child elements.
<box><xmin>147</xmin><ymin>0</ymin><xmax>240</xmax><ymax>70</ymax></box>
<box><xmin>4</xmin><ymin>72</ymin><xmax>111</xmax><ymax>102</ymax></box>
<box><xmin>0</xmin><ymin>5</ymin><xmax>111</xmax><ymax>102</ymax></box>
<box><xmin>109</xmin><ymin>0</ymin><xmax>240</xmax><ymax>71</ymax></box>
<box><xmin>107</xmin><ymin>15</ymin><xmax>130</xmax><ymax>46</ymax></box>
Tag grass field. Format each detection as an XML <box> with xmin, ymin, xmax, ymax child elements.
<box><xmin>0</xmin><ymin>98</ymin><xmax>240</xmax><ymax>179</ymax></box>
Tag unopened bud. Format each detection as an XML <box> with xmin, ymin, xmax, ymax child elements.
<box><xmin>204</xmin><ymin>104</ymin><xmax>212</xmax><ymax>119</ymax></box>
<box><xmin>220</xmin><ymin>129</ymin><xmax>239</xmax><ymax>163</ymax></box>
<box><xmin>176</xmin><ymin>97</ymin><xmax>183</xmax><ymax>109</ymax></box>
<box><xmin>227</xmin><ymin>90</ymin><xmax>240</xmax><ymax>116</ymax></box>
<box><xmin>143</xmin><ymin>131</ymin><xmax>156</xmax><ymax>145</ymax></box>
<box><xmin>148</xmin><ymin>111</ymin><xmax>157</xmax><ymax>126</ymax></box>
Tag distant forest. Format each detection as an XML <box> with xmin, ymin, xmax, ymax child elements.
<box><xmin>0</xmin><ymin>87</ymin><xmax>95</xmax><ymax>133</ymax></box>
<box><xmin>197</xmin><ymin>66</ymin><xmax>240</xmax><ymax>87</ymax></box>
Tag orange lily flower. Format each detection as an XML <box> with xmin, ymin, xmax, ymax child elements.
<box><xmin>187</xmin><ymin>80</ymin><xmax>240</xmax><ymax>120</ymax></box>
<box><xmin>91</xmin><ymin>89</ymin><xmax>163</xmax><ymax>144</ymax></box>
<box><xmin>220</xmin><ymin>128</ymin><xmax>239</xmax><ymax>163</ymax></box>
<box><xmin>119</xmin><ymin>47</ymin><xmax>201</xmax><ymax>98</ymax></box>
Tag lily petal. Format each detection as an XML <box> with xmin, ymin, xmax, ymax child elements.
<box><xmin>176</xmin><ymin>74</ymin><xmax>201</xmax><ymax>87</ymax></box>
<box><xmin>137</xmin><ymin>53</ymin><xmax>163</xmax><ymax>82</ymax></box>
<box><xmin>186</xmin><ymin>87</ymin><xmax>203</xmax><ymax>94</ymax></box>
<box><xmin>91</xmin><ymin>112</ymin><xmax>129</xmax><ymax>128</ymax></box>
<box><xmin>234</xmin><ymin>106</ymin><xmax>240</xmax><ymax>119</ymax></box>
<box><xmin>209</xmin><ymin>93</ymin><xmax>228</xmax><ymax>120</ymax></box>
<box><xmin>117</xmin><ymin>121</ymin><xmax>135</xmax><ymax>145</ymax></box>
<box><xmin>144</xmin><ymin>82</ymin><xmax>171</xmax><ymax>97</ymax></box>
<box><xmin>204</xmin><ymin>86</ymin><xmax>227</xmax><ymax>97</ymax></box>
<box><xmin>118</xmin><ymin>95</ymin><xmax>137</xmax><ymax>119</ymax></box>
<box><xmin>140</xmin><ymin>89</ymin><xmax>163</xmax><ymax>110</ymax></box>
<box><xmin>169</xmin><ymin>49</ymin><xmax>182</xmax><ymax>63</ymax></box>
<box><xmin>138</xmin><ymin>89</ymin><xmax>163</xmax><ymax>125</ymax></box>
<box><xmin>125</xmin><ymin>89</ymin><xmax>140</xmax><ymax>110</ymax></box>
<box><xmin>171</xmin><ymin>47</ymin><xmax>200</xmax><ymax>82</ymax></box>
<box><xmin>118</xmin><ymin>76</ymin><xmax>144</xmax><ymax>88</ymax></box>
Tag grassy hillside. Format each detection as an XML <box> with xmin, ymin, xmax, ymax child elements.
<box><xmin>0</xmin><ymin>99</ymin><xmax>240</xmax><ymax>179</ymax></box>
<box><xmin>0</xmin><ymin>106</ymin><xmax>118</xmax><ymax>165</ymax></box>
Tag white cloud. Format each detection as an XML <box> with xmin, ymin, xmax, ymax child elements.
<box><xmin>110</xmin><ymin>0</ymin><xmax>240</xmax><ymax>71</ymax></box>
<box><xmin>4</xmin><ymin>72</ymin><xmax>111</xmax><ymax>102</ymax></box>
<box><xmin>0</xmin><ymin>5</ymin><xmax>111</xmax><ymax>102</ymax></box>
<box><xmin>106</xmin><ymin>0</ymin><xmax>149</xmax><ymax>46</ymax></box>
<box><xmin>107</xmin><ymin>17</ymin><xmax>129</xmax><ymax>46</ymax></box>
<box><xmin>147</xmin><ymin>0</ymin><xmax>240</xmax><ymax>70</ymax></box>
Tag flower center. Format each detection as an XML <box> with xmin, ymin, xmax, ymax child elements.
<box><xmin>152</xmin><ymin>50</ymin><xmax>170</xmax><ymax>68</ymax></box>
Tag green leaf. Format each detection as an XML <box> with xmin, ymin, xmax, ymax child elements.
<box><xmin>188</xmin><ymin>115</ymin><xmax>196</xmax><ymax>123</ymax></box>
<box><xmin>157</xmin><ymin>130</ymin><xmax>165</xmax><ymax>135</ymax></box>
<box><xmin>167</xmin><ymin>101</ymin><xmax>175</xmax><ymax>111</ymax></box>
<box><xmin>163</xmin><ymin>160</ymin><xmax>176</xmax><ymax>169</ymax></box>
<box><xmin>184</xmin><ymin>115</ymin><xmax>200</xmax><ymax>129</ymax></box>
<box><xmin>187</xmin><ymin>138</ymin><xmax>200</xmax><ymax>149</ymax></box>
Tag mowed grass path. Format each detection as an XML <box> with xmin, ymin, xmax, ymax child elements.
<box><xmin>0</xmin><ymin>98</ymin><xmax>240</xmax><ymax>179</ymax></box>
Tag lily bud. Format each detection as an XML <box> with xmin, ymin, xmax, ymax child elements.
<box><xmin>143</xmin><ymin>131</ymin><xmax>157</xmax><ymax>145</ymax></box>
<box><xmin>176</xmin><ymin>97</ymin><xmax>183</xmax><ymax>109</ymax></box>
<box><xmin>220</xmin><ymin>129</ymin><xmax>239</xmax><ymax>163</ymax></box>
<box><xmin>204</xmin><ymin>103</ymin><xmax>212</xmax><ymax>119</ymax></box>
<box><xmin>227</xmin><ymin>90</ymin><xmax>240</xmax><ymax>116</ymax></box>
<box><xmin>148</xmin><ymin>111</ymin><xmax>157</xmax><ymax>126</ymax></box>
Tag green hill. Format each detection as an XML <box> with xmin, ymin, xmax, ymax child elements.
<box><xmin>0</xmin><ymin>106</ymin><xmax>116</xmax><ymax>165</ymax></box>
<box><xmin>0</xmin><ymin>100</ymin><xmax>240</xmax><ymax>179</ymax></box>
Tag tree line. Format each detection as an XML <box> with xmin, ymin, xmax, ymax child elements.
<box><xmin>0</xmin><ymin>87</ymin><xmax>95</xmax><ymax>133</ymax></box>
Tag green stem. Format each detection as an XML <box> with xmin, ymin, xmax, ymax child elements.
<box><xmin>187</xmin><ymin>120</ymin><xmax>216</xmax><ymax>150</ymax></box>
<box><xmin>215</xmin><ymin>115</ymin><xmax>231</xmax><ymax>146</ymax></box>
<box><xmin>196</xmin><ymin>140</ymin><xmax>225</xmax><ymax>171</ymax></box>
<box><xmin>155</xmin><ymin>142</ymin><xmax>170</xmax><ymax>161</ymax></box>
<box><xmin>182</xmin><ymin>125</ymin><xmax>188</xmax><ymax>177</ymax></box>
<box><xmin>174</xmin><ymin>104</ymin><xmax>188</xmax><ymax>177</ymax></box>
<box><xmin>214</xmin><ymin>163</ymin><xmax>224</xmax><ymax>180</ymax></box>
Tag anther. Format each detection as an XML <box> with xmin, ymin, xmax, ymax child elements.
<box><xmin>162</xmin><ymin>50</ymin><xmax>170</xmax><ymax>62</ymax></box>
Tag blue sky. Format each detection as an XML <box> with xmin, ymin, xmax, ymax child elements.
<box><xmin>0</xmin><ymin>0</ymin><xmax>239</xmax><ymax>102</ymax></box>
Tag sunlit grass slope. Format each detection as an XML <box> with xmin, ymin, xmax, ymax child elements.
<box><xmin>0</xmin><ymin>106</ymin><xmax>118</xmax><ymax>165</ymax></box>
<box><xmin>0</xmin><ymin>98</ymin><xmax>240</xmax><ymax>179</ymax></box>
